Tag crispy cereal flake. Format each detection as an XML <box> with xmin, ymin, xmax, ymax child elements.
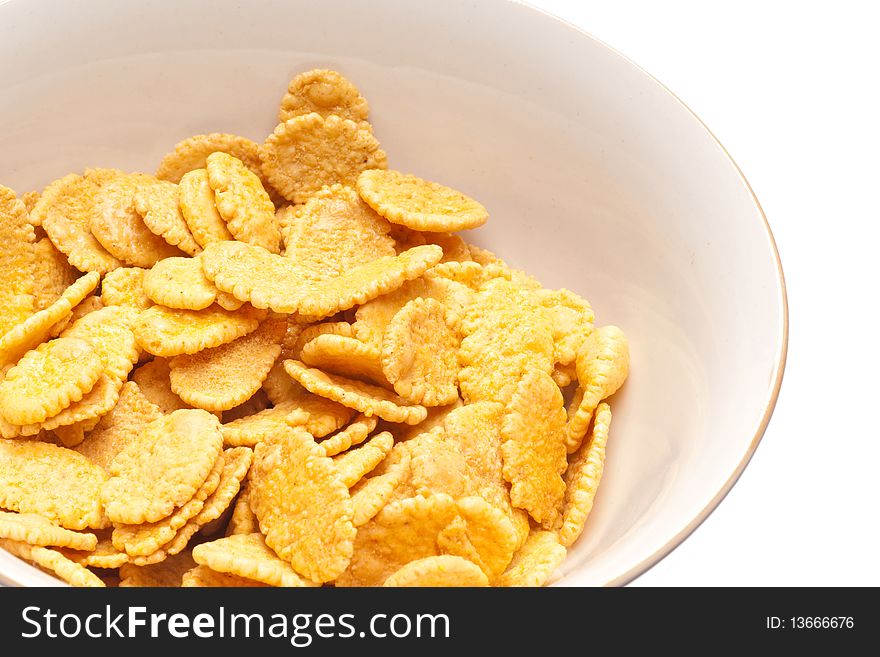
<box><xmin>130</xmin><ymin>359</ymin><xmax>190</xmax><ymax>413</ymax></box>
<box><xmin>119</xmin><ymin>550</ymin><xmax>195</xmax><ymax>587</ymax></box>
<box><xmin>496</xmin><ymin>530</ymin><xmax>567</xmax><ymax>587</ymax></box>
<box><xmin>61</xmin><ymin>305</ymin><xmax>141</xmax><ymax>380</ymax></box>
<box><xmin>143</xmin><ymin>255</ymin><xmax>219</xmax><ymax>310</ymax></box>
<box><xmin>279</xmin><ymin>69</ymin><xmax>370</xmax><ymax>123</ymax></box>
<box><xmin>0</xmin><ymin>511</ymin><xmax>97</xmax><ymax>550</ymax></box>
<box><xmin>383</xmin><ymin>554</ymin><xmax>488</xmax><ymax>587</ymax></box>
<box><xmin>178</xmin><ymin>168</ymin><xmax>234</xmax><ymax>247</ymax></box>
<box><xmin>100</xmin><ymin>267</ymin><xmax>153</xmax><ymax>310</ymax></box>
<box><xmin>134</xmin><ymin>180</ymin><xmax>201</xmax><ymax>256</ymax></box>
<box><xmin>301</xmin><ymin>334</ymin><xmax>386</xmax><ymax>385</ymax></box>
<box><xmin>193</xmin><ymin>532</ymin><xmax>316</xmax><ymax>587</ymax></box>
<box><xmin>181</xmin><ymin>564</ymin><xmax>267</xmax><ymax>587</ymax></box>
<box><xmin>0</xmin><ymin>186</ymin><xmax>36</xmax><ymax>335</ymax></box>
<box><xmin>333</xmin><ymin>431</ymin><xmax>394</xmax><ymax>487</ymax></box>
<box><xmin>1</xmin><ymin>539</ymin><xmax>104</xmax><ymax>587</ymax></box>
<box><xmin>319</xmin><ymin>413</ymin><xmax>377</xmax><ymax>457</ymax></box>
<box><xmin>31</xmin><ymin>238</ymin><xmax>77</xmax><ymax>312</ymax></box>
<box><xmin>133</xmin><ymin>303</ymin><xmax>265</xmax><ymax>357</ymax></box>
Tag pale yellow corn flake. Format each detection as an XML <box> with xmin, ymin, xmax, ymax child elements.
<box><xmin>169</xmin><ymin>317</ymin><xmax>285</xmax><ymax>412</ymax></box>
<box><xmin>0</xmin><ymin>538</ymin><xmax>104</xmax><ymax>587</ymax></box>
<box><xmin>383</xmin><ymin>554</ymin><xmax>488</xmax><ymax>587</ymax></box>
<box><xmin>0</xmin><ymin>511</ymin><xmax>97</xmax><ymax>550</ymax></box>
<box><xmin>91</xmin><ymin>173</ymin><xmax>183</xmax><ymax>267</ymax></box>
<box><xmin>38</xmin><ymin>375</ymin><xmax>122</xmax><ymax>432</ymax></box>
<box><xmin>226</xmin><ymin>483</ymin><xmax>258</xmax><ymax>536</ymax></box>
<box><xmin>279</xmin><ymin>69</ymin><xmax>370</xmax><ymax>123</ymax></box>
<box><xmin>558</xmin><ymin>403</ymin><xmax>611</xmax><ymax>548</ymax></box>
<box><xmin>458</xmin><ymin>277</ymin><xmax>554</xmax><ymax>405</ymax></box>
<box><xmin>0</xmin><ymin>186</ymin><xmax>37</xmax><ymax>335</ymax></box>
<box><xmin>319</xmin><ymin>413</ymin><xmax>377</xmax><ymax>457</ymax></box>
<box><xmin>536</xmin><ymin>288</ymin><xmax>595</xmax><ymax>366</ymax></box>
<box><xmin>119</xmin><ymin>550</ymin><xmax>195</xmax><ymax>587</ymax></box>
<box><xmin>333</xmin><ymin>431</ymin><xmax>394</xmax><ymax>488</ymax></box>
<box><xmin>142</xmin><ymin>255</ymin><xmax>219</xmax><ymax>310</ymax></box>
<box><xmin>381</xmin><ymin>297</ymin><xmax>460</xmax><ymax>406</ymax></box>
<box><xmin>63</xmin><ymin>533</ymin><xmax>130</xmax><ymax>569</ymax></box>
<box><xmin>283</xmin><ymin>184</ymin><xmax>396</xmax><ymax>277</ymax></box>
<box><xmin>263</xmin><ymin>113</ymin><xmax>388</xmax><ymax>204</ymax></box>
<box><xmin>0</xmin><ymin>271</ymin><xmax>99</xmax><ymax>369</ymax></box>
<box><xmin>466</xmin><ymin>242</ymin><xmax>503</xmax><ymax>266</ymax></box>
<box><xmin>222</xmin><ymin>389</ymin><xmax>271</xmax><ymax>423</ymax></box>
<box><xmin>100</xmin><ymin>267</ymin><xmax>152</xmax><ymax>310</ymax></box>
<box><xmin>206</xmin><ymin>152</ymin><xmax>281</xmax><ymax>253</ymax></box>
<box><xmin>284</xmin><ymin>359</ymin><xmax>426</xmax><ymax>425</ymax></box>
<box><xmin>425</xmin><ymin>260</ymin><xmax>485</xmax><ymax>289</ymax></box>
<box><xmin>31</xmin><ymin>238</ymin><xmax>77</xmax><ymax>312</ymax></box>
<box><xmin>336</xmin><ymin>493</ymin><xmax>457</xmax><ymax>587</ymax></box>
<box><xmin>301</xmin><ymin>334</ymin><xmax>386</xmax><ymax>385</ymax></box>
<box><xmin>290</xmin><ymin>321</ymin><xmax>352</xmax><ymax>357</ymax></box>
<box><xmin>250</xmin><ymin>426</ymin><xmax>354</xmax><ymax>582</ymax></box>
<box><xmin>34</xmin><ymin>169</ymin><xmax>124</xmax><ymax>273</ymax></box>
<box><xmin>61</xmin><ymin>304</ymin><xmax>141</xmax><ymax>380</ymax></box>
<box><xmin>102</xmin><ymin>409</ymin><xmax>223</xmax><ymax>524</ymax></box>
<box><xmin>130</xmin><ymin>359</ymin><xmax>189</xmax><ymax>413</ymax></box>
<box><xmin>48</xmin><ymin>294</ymin><xmax>103</xmax><ymax>338</ymax></box>
<box><xmin>75</xmin><ymin>381</ymin><xmax>162</xmax><ymax>471</ymax></box>
<box><xmin>0</xmin><ymin>337</ymin><xmax>103</xmax><ymax>425</ymax></box>
<box><xmin>0</xmin><ymin>439</ymin><xmax>107</xmax><ymax>529</ymax></box>
<box><xmin>564</xmin><ymin>326</ymin><xmax>629</xmax><ymax>453</ymax></box>
<box><xmin>496</xmin><ymin>530</ymin><xmax>567</xmax><ymax>587</ymax></box>
<box><xmin>155</xmin><ymin>132</ymin><xmax>282</xmax><ymax>206</ymax></box>
<box><xmin>501</xmin><ymin>369</ymin><xmax>567</xmax><ymax>528</ymax></box>
<box><xmin>357</xmin><ymin>169</ymin><xmax>488</xmax><ymax>232</ymax></box>
<box><xmin>134</xmin><ymin>179</ymin><xmax>201</xmax><ymax>256</ymax></box>
<box><xmin>193</xmin><ymin>532</ymin><xmax>316</xmax><ymax>587</ymax></box>
<box><xmin>181</xmin><ymin>564</ymin><xmax>268</xmax><ymax>587</ymax></box>
<box><xmin>178</xmin><ymin>168</ymin><xmax>234</xmax><ymax>247</ymax></box>
<box><xmin>350</xmin><ymin>446</ymin><xmax>410</xmax><ymax>527</ymax></box>
<box><xmin>112</xmin><ymin>450</ymin><xmax>225</xmax><ymax>556</ymax></box>
<box><xmin>133</xmin><ymin>303</ymin><xmax>265</xmax><ymax>357</ymax></box>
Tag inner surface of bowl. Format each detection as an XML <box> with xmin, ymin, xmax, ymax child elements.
<box><xmin>0</xmin><ymin>0</ymin><xmax>785</xmax><ymax>586</ymax></box>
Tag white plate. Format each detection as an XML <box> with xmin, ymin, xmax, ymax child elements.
<box><xmin>0</xmin><ymin>0</ymin><xmax>787</xmax><ymax>586</ymax></box>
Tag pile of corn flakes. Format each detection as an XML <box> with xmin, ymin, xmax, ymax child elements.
<box><xmin>0</xmin><ymin>70</ymin><xmax>628</xmax><ymax>587</ymax></box>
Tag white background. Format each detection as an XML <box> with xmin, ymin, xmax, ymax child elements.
<box><xmin>529</xmin><ymin>0</ymin><xmax>879</xmax><ymax>586</ymax></box>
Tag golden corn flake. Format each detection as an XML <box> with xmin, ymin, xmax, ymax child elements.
<box><xmin>31</xmin><ymin>238</ymin><xmax>77</xmax><ymax>312</ymax></box>
<box><xmin>193</xmin><ymin>532</ymin><xmax>316</xmax><ymax>587</ymax></box>
<box><xmin>0</xmin><ymin>271</ymin><xmax>99</xmax><ymax>369</ymax></box>
<box><xmin>142</xmin><ymin>255</ymin><xmax>218</xmax><ymax>310</ymax></box>
<box><xmin>168</xmin><ymin>317</ymin><xmax>284</xmax><ymax>412</ymax></box>
<box><xmin>102</xmin><ymin>409</ymin><xmax>223</xmax><ymax>524</ymax></box>
<box><xmin>564</xmin><ymin>325</ymin><xmax>629</xmax><ymax>453</ymax></box>
<box><xmin>134</xmin><ymin>180</ymin><xmax>201</xmax><ymax>256</ymax></box>
<box><xmin>61</xmin><ymin>531</ymin><xmax>130</xmax><ymax>569</ymax></box>
<box><xmin>178</xmin><ymin>168</ymin><xmax>234</xmax><ymax>247</ymax></box>
<box><xmin>350</xmin><ymin>445</ymin><xmax>410</xmax><ymax>527</ymax></box>
<box><xmin>221</xmin><ymin>388</ymin><xmax>271</xmax><ymax>423</ymax></box>
<box><xmin>301</xmin><ymin>334</ymin><xmax>386</xmax><ymax>385</ymax></box>
<box><xmin>181</xmin><ymin>564</ymin><xmax>268</xmax><ymax>587</ymax></box>
<box><xmin>536</xmin><ymin>288</ymin><xmax>595</xmax><ymax>366</ymax></box>
<box><xmin>357</xmin><ymin>169</ymin><xmax>488</xmax><ymax>232</ymax></box>
<box><xmin>319</xmin><ymin>413</ymin><xmax>377</xmax><ymax>457</ymax></box>
<box><xmin>437</xmin><ymin>496</ymin><xmax>518</xmax><ymax>581</ymax></box>
<box><xmin>206</xmin><ymin>152</ymin><xmax>281</xmax><ymax>253</ymax></box>
<box><xmin>0</xmin><ymin>439</ymin><xmax>107</xmax><ymax>529</ymax></box>
<box><xmin>155</xmin><ymin>132</ymin><xmax>281</xmax><ymax>205</ymax></box>
<box><xmin>35</xmin><ymin>169</ymin><xmax>123</xmax><ymax>273</ymax></box>
<box><xmin>0</xmin><ymin>511</ymin><xmax>97</xmax><ymax>550</ymax></box>
<box><xmin>283</xmin><ymin>184</ymin><xmax>395</xmax><ymax>277</ymax></box>
<box><xmin>0</xmin><ymin>186</ymin><xmax>37</xmax><ymax>335</ymax></box>
<box><xmin>501</xmin><ymin>369</ymin><xmax>567</xmax><ymax>527</ymax></box>
<box><xmin>48</xmin><ymin>293</ymin><xmax>103</xmax><ymax>338</ymax></box>
<box><xmin>75</xmin><ymin>381</ymin><xmax>162</xmax><ymax>471</ymax></box>
<box><xmin>91</xmin><ymin>173</ymin><xmax>183</xmax><ymax>267</ymax></box>
<box><xmin>333</xmin><ymin>431</ymin><xmax>394</xmax><ymax>488</ymax></box>
<box><xmin>100</xmin><ymin>267</ymin><xmax>152</xmax><ymax>310</ymax></box>
<box><xmin>0</xmin><ymin>337</ymin><xmax>103</xmax><ymax>426</ymax></box>
<box><xmin>250</xmin><ymin>426</ymin><xmax>354</xmax><ymax>582</ymax></box>
<box><xmin>61</xmin><ymin>305</ymin><xmax>141</xmax><ymax>380</ymax></box>
<box><xmin>112</xmin><ymin>451</ymin><xmax>225</xmax><ymax>557</ymax></box>
<box><xmin>466</xmin><ymin>242</ymin><xmax>503</xmax><ymax>266</ymax></box>
<box><xmin>336</xmin><ymin>493</ymin><xmax>458</xmax><ymax>587</ymax></box>
<box><xmin>130</xmin><ymin>359</ymin><xmax>189</xmax><ymax>413</ymax></box>
<box><xmin>119</xmin><ymin>550</ymin><xmax>195</xmax><ymax>587</ymax></box>
<box><xmin>38</xmin><ymin>375</ymin><xmax>122</xmax><ymax>432</ymax></box>
<box><xmin>458</xmin><ymin>278</ymin><xmax>554</xmax><ymax>405</ymax></box>
<box><xmin>381</xmin><ymin>297</ymin><xmax>460</xmax><ymax>406</ymax></box>
<box><xmin>383</xmin><ymin>554</ymin><xmax>488</xmax><ymax>587</ymax></box>
<box><xmin>0</xmin><ymin>538</ymin><xmax>104</xmax><ymax>587</ymax></box>
<box><xmin>284</xmin><ymin>359</ymin><xmax>426</xmax><ymax>425</ymax></box>
<box><xmin>290</xmin><ymin>321</ymin><xmax>353</xmax><ymax>357</ymax></box>
<box><xmin>496</xmin><ymin>530</ymin><xmax>567</xmax><ymax>587</ymax></box>
<box><xmin>278</xmin><ymin>69</ymin><xmax>370</xmax><ymax>123</ymax></box>
<box><xmin>226</xmin><ymin>482</ymin><xmax>258</xmax><ymax>536</ymax></box>
<box><xmin>558</xmin><ymin>402</ymin><xmax>611</xmax><ymax>548</ymax></box>
<box><xmin>263</xmin><ymin>113</ymin><xmax>388</xmax><ymax>204</ymax></box>
<box><xmin>133</xmin><ymin>303</ymin><xmax>265</xmax><ymax>357</ymax></box>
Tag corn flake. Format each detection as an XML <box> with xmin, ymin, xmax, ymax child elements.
<box><xmin>383</xmin><ymin>554</ymin><xmax>488</xmax><ymax>587</ymax></box>
<box><xmin>143</xmin><ymin>255</ymin><xmax>219</xmax><ymax>310</ymax></box>
<box><xmin>279</xmin><ymin>69</ymin><xmax>370</xmax><ymax>123</ymax></box>
<box><xmin>0</xmin><ymin>186</ymin><xmax>36</xmax><ymax>335</ymax></box>
<box><xmin>333</xmin><ymin>431</ymin><xmax>394</xmax><ymax>487</ymax></box>
<box><xmin>0</xmin><ymin>511</ymin><xmax>97</xmax><ymax>550</ymax></box>
<box><xmin>130</xmin><ymin>359</ymin><xmax>190</xmax><ymax>414</ymax></box>
<box><xmin>193</xmin><ymin>532</ymin><xmax>316</xmax><ymax>587</ymax></box>
<box><xmin>301</xmin><ymin>334</ymin><xmax>386</xmax><ymax>385</ymax></box>
<box><xmin>133</xmin><ymin>303</ymin><xmax>265</xmax><ymax>357</ymax></box>
<box><xmin>319</xmin><ymin>413</ymin><xmax>377</xmax><ymax>457</ymax></box>
<box><xmin>134</xmin><ymin>180</ymin><xmax>201</xmax><ymax>256</ymax></box>
<box><xmin>61</xmin><ymin>305</ymin><xmax>140</xmax><ymax>380</ymax></box>
<box><xmin>178</xmin><ymin>168</ymin><xmax>234</xmax><ymax>247</ymax></box>
<box><xmin>496</xmin><ymin>530</ymin><xmax>567</xmax><ymax>587</ymax></box>
<box><xmin>0</xmin><ymin>538</ymin><xmax>104</xmax><ymax>587</ymax></box>
<box><xmin>119</xmin><ymin>550</ymin><xmax>196</xmax><ymax>587</ymax></box>
<box><xmin>100</xmin><ymin>267</ymin><xmax>152</xmax><ymax>310</ymax></box>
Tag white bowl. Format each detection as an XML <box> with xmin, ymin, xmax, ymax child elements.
<box><xmin>0</xmin><ymin>0</ymin><xmax>786</xmax><ymax>587</ymax></box>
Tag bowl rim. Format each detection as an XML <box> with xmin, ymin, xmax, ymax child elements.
<box><xmin>514</xmin><ymin>0</ymin><xmax>789</xmax><ymax>587</ymax></box>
